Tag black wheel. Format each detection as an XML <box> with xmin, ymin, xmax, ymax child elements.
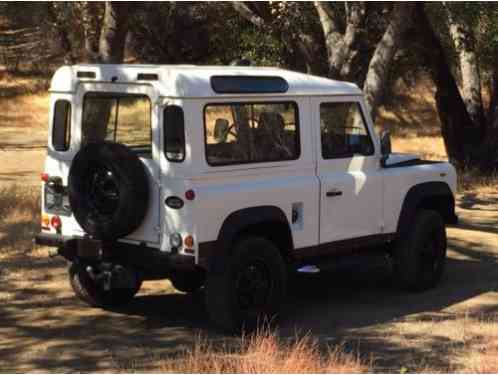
<box><xmin>69</xmin><ymin>262</ymin><xmax>142</xmax><ymax>307</ymax></box>
<box><xmin>205</xmin><ymin>236</ymin><xmax>287</xmax><ymax>332</ymax></box>
<box><xmin>68</xmin><ymin>141</ymin><xmax>149</xmax><ymax>241</ymax></box>
<box><xmin>392</xmin><ymin>209</ymin><xmax>447</xmax><ymax>292</ymax></box>
<box><xmin>170</xmin><ymin>269</ymin><xmax>205</xmax><ymax>294</ymax></box>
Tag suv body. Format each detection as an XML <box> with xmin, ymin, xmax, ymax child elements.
<box><xmin>36</xmin><ymin>65</ymin><xmax>458</xmax><ymax>331</ymax></box>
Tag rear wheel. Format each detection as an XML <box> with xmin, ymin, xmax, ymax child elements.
<box><xmin>205</xmin><ymin>236</ymin><xmax>287</xmax><ymax>332</ymax></box>
<box><xmin>392</xmin><ymin>209</ymin><xmax>447</xmax><ymax>291</ymax></box>
<box><xmin>69</xmin><ymin>262</ymin><xmax>142</xmax><ymax>307</ymax></box>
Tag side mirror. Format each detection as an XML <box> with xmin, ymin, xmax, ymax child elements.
<box><xmin>213</xmin><ymin>119</ymin><xmax>230</xmax><ymax>143</ymax></box>
<box><xmin>380</xmin><ymin>131</ymin><xmax>392</xmax><ymax>167</ymax></box>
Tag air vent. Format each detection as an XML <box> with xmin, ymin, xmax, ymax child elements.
<box><xmin>137</xmin><ymin>73</ymin><xmax>158</xmax><ymax>81</ymax></box>
<box><xmin>77</xmin><ymin>71</ymin><xmax>96</xmax><ymax>79</ymax></box>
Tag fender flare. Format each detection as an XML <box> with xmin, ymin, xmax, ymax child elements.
<box><xmin>396</xmin><ymin>181</ymin><xmax>456</xmax><ymax>238</ymax></box>
<box><xmin>199</xmin><ymin>205</ymin><xmax>292</xmax><ymax>272</ymax></box>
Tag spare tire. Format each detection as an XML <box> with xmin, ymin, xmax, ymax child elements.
<box><xmin>68</xmin><ymin>141</ymin><xmax>149</xmax><ymax>240</ymax></box>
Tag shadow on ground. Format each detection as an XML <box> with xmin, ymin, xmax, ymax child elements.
<box><xmin>1</xmin><ymin>195</ymin><xmax>497</xmax><ymax>371</ymax></box>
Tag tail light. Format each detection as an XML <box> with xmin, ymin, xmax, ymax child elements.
<box><xmin>51</xmin><ymin>215</ymin><xmax>62</xmax><ymax>231</ymax></box>
<box><xmin>41</xmin><ymin>173</ymin><xmax>49</xmax><ymax>182</ymax></box>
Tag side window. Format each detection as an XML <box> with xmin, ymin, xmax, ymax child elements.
<box><xmin>320</xmin><ymin>102</ymin><xmax>374</xmax><ymax>159</ymax></box>
<box><xmin>163</xmin><ymin>105</ymin><xmax>185</xmax><ymax>162</ymax></box>
<box><xmin>204</xmin><ymin>102</ymin><xmax>299</xmax><ymax>166</ymax></box>
<box><xmin>52</xmin><ymin>100</ymin><xmax>71</xmax><ymax>151</ymax></box>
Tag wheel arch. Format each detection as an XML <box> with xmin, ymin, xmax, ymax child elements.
<box><xmin>396</xmin><ymin>181</ymin><xmax>457</xmax><ymax>238</ymax></box>
<box><xmin>199</xmin><ymin>205</ymin><xmax>294</xmax><ymax>272</ymax></box>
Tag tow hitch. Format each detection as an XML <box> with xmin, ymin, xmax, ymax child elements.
<box><xmin>85</xmin><ymin>263</ymin><xmax>138</xmax><ymax>291</ymax></box>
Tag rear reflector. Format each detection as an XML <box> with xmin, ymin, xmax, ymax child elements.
<box><xmin>41</xmin><ymin>173</ymin><xmax>49</xmax><ymax>182</ymax></box>
<box><xmin>51</xmin><ymin>215</ymin><xmax>62</xmax><ymax>230</ymax></box>
<box><xmin>185</xmin><ymin>190</ymin><xmax>195</xmax><ymax>201</ymax></box>
<box><xmin>184</xmin><ymin>235</ymin><xmax>194</xmax><ymax>248</ymax></box>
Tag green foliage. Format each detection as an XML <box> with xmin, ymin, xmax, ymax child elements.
<box><xmin>128</xmin><ymin>3</ymin><xmax>284</xmax><ymax>66</ymax></box>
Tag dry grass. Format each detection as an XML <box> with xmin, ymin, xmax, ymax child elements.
<box><xmin>2</xmin><ymin>74</ymin><xmax>498</xmax><ymax>373</ymax></box>
<box><xmin>0</xmin><ymin>72</ymin><xmax>50</xmax><ymax>96</ymax></box>
<box><xmin>156</xmin><ymin>330</ymin><xmax>368</xmax><ymax>373</ymax></box>
<box><xmin>0</xmin><ymin>184</ymin><xmax>40</xmax><ymax>254</ymax></box>
<box><xmin>413</xmin><ymin>316</ymin><xmax>498</xmax><ymax>373</ymax></box>
<box><xmin>461</xmin><ymin>341</ymin><xmax>498</xmax><ymax>373</ymax></box>
<box><xmin>458</xmin><ymin>168</ymin><xmax>498</xmax><ymax>195</ymax></box>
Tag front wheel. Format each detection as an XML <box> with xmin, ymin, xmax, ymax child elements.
<box><xmin>69</xmin><ymin>262</ymin><xmax>142</xmax><ymax>307</ymax></box>
<box><xmin>205</xmin><ymin>236</ymin><xmax>287</xmax><ymax>332</ymax></box>
<box><xmin>392</xmin><ymin>209</ymin><xmax>447</xmax><ymax>292</ymax></box>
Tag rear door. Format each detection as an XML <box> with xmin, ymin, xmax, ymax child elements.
<box><xmin>313</xmin><ymin>96</ymin><xmax>383</xmax><ymax>244</ymax></box>
<box><xmin>75</xmin><ymin>83</ymin><xmax>161</xmax><ymax>245</ymax></box>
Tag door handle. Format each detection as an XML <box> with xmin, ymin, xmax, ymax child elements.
<box><xmin>326</xmin><ymin>189</ymin><xmax>343</xmax><ymax>197</ymax></box>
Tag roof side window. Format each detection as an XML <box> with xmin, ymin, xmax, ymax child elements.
<box><xmin>52</xmin><ymin>100</ymin><xmax>71</xmax><ymax>151</ymax></box>
<box><xmin>163</xmin><ymin>105</ymin><xmax>185</xmax><ymax>162</ymax></box>
<box><xmin>204</xmin><ymin>101</ymin><xmax>300</xmax><ymax>166</ymax></box>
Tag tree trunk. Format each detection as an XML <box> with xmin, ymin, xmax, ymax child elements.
<box><xmin>80</xmin><ymin>2</ymin><xmax>101</xmax><ymax>63</ymax></box>
<box><xmin>314</xmin><ymin>2</ymin><xmax>366</xmax><ymax>81</ymax></box>
<box><xmin>363</xmin><ymin>4</ymin><xmax>415</xmax><ymax>123</ymax></box>
<box><xmin>47</xmin><ymin>4</ymin><xmax>76</xmax><ymax>64</ymax></box>
<box><xmin>447</xmin><ymin>10</ymin><xmax>486</xmax><ymax>134</ymax></box>
<box><xmin>98</xmin><ymin>2</ymin><xmax>130</xmax><ymax>63</ymax></box>
<box><xmin>415</xmin><ymin>5</ymin><xmax>483</xmax><ymax>168</ymax></box>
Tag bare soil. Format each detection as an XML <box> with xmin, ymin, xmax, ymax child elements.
<box><xmin>1</xmin><ymin>77</ymin><xmax>498</xmax><ymax>372</ymax></box>
<box><xmin>1</xmin><ymin>181</ymin><xmax>497</xmax><ymax>372</ymax></box>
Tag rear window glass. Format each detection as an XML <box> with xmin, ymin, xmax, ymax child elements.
<box><xmin>52</xmin><ymin>100</ymin><xmax>71</xmax><ymax>151</ymax></box>
<box><xmin>82</xmin><ymin>93</ymin><xmax>152</xmax><ymax>157</ymax></box>
<box><xmin>204</xmin><ymin>102</ymin><xmax>299</xmax><ymax>166</ymax></box>
<box><xmin>163</xmin><ymin>105</ymin><xmax>185</xmax><ymax>162</ymax></box>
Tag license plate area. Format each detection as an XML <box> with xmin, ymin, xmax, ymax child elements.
<box><xmin>77</xmin><ymin>238</ymin><xmax>102</xmax><ymax>259</ymax></box>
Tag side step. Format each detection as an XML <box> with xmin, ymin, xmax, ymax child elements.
<box><xmin>296</xmin><ymin>252</ymin><xmax>389</xmax><ymax>274</ymax></box>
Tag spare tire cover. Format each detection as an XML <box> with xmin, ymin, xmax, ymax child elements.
<box><xmin>68</xmin><ymin>142</ymin><xmax>149</xmax><ymax>240</ymax></box>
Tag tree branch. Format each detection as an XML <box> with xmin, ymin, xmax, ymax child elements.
<box><xmin>232</xmin><ymin>2</ymin><xmax>265</xmax><ymax>28</ymax></box>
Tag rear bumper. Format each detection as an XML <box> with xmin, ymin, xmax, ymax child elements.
<box><xmin>34</xmin><ymin>232</ymin><xmax>196</xmax><ymax>276</ymax></box>
<box><xmin>35</xmin><ymin>232</ymin><xmax>71</xmax><ymax>247</ymax></box>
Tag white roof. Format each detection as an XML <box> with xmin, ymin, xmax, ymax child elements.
<box><xmin>50</xmin><ymin>64</ymin><xmax>362</xmax><ymax>97</ymax></box>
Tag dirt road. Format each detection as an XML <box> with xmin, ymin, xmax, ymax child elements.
<box><xmin>1</xmin><ymin>173</ymin><xmax>497</xmax><ymax>372</ymax></box>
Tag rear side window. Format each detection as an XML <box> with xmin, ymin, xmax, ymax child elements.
<box><xmin>320</xmin><ymin>102</ymin><xmax>374</xmax><ymax>159</ymax></box>
<box><xmin>204</xmin><ymin>102</ymin><xmax>299</xmax><ymax>166</ymax></box>
<box><xmin>82</xmin><ymin>93</ymin><xmax>152</xmax><ymax>157</ymax></box>
<box><xmin>52</xmin><ymin>100</ymin><xmax>71</xmax><ymax>151</ymax></box>
<box><xmin>163</xmin><ymin>105</ymin><xmax>185</xmax><ymax>162</ymax></box>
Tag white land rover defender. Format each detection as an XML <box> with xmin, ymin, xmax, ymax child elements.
<box><xmin>35</xmin><ymin>64</ymin><xmax>458</xmax><ymax>332</ymax></box>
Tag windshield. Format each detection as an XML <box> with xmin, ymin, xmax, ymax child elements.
<box><xmin>82</xmin><ymin>93</ymin><xmax>152</xmax><ymax>157</ymax></box>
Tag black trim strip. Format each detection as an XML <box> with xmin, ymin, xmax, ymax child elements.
<box><xmin>384</xmin><ymin>159</ymin><xmax>444</xmax><ymax>169</ymax></box>
<box><xmin>199</xmin><ymin>233</ymin><xmax>395</xmax><ymax>269</ymax></box>
<box><xmin>292</xmin><ymin>233</ymin><xmax>395</xmax><ymax>260</ymax></box>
